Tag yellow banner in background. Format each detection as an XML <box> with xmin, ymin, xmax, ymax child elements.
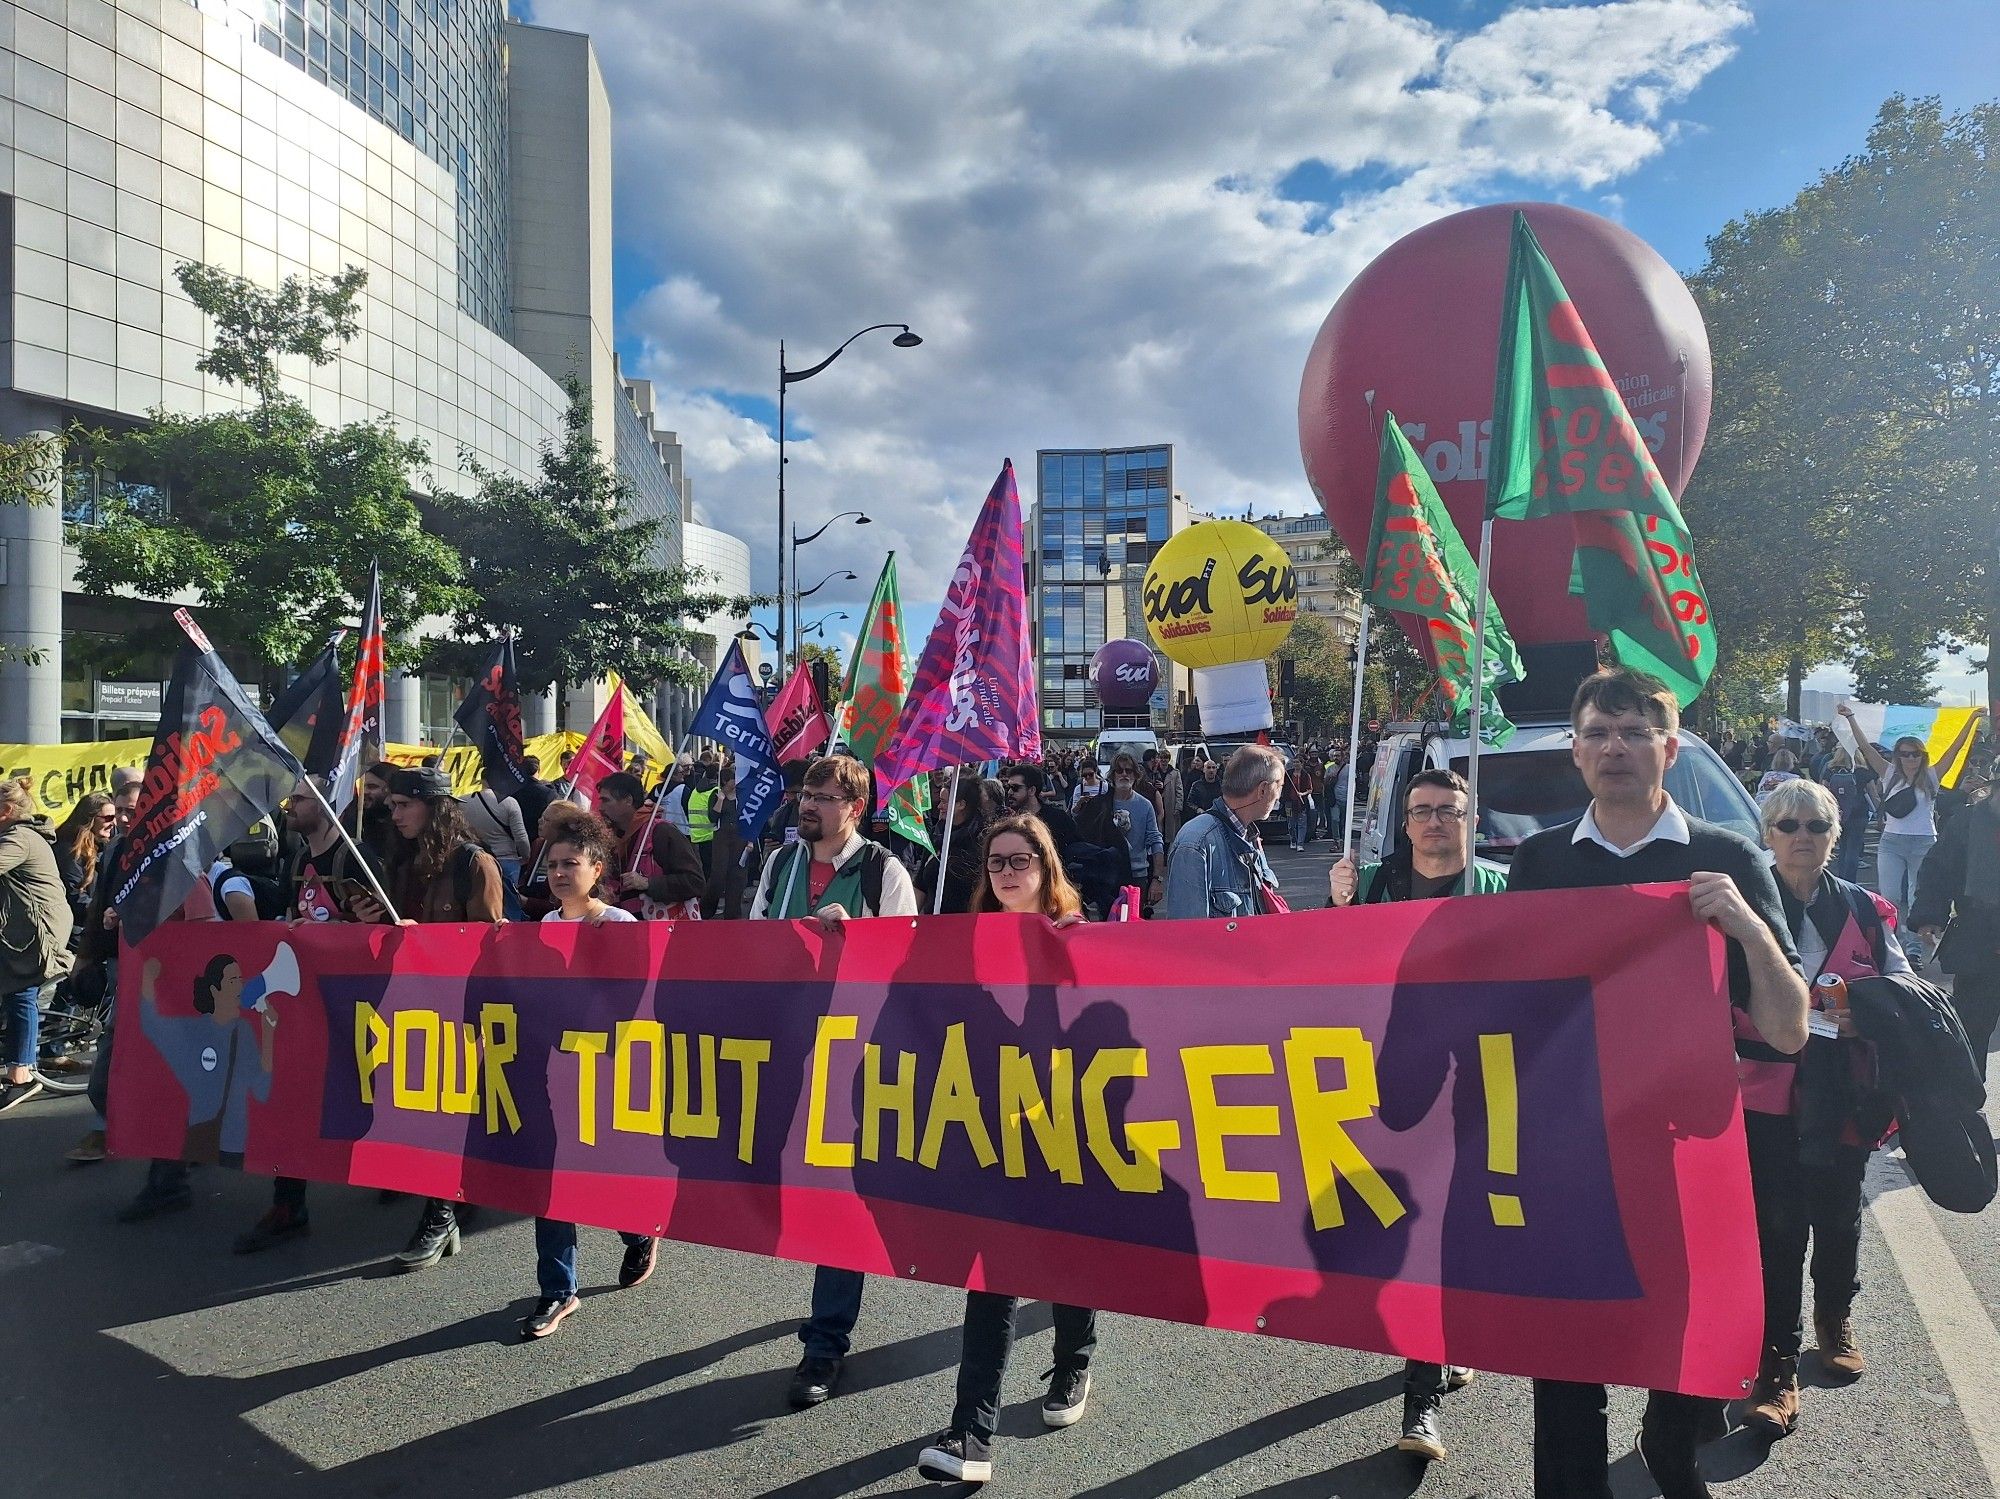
<box><xmin>0</xmin><ymin>739</ymin><xmax>151</xmax><ymax>821</ymax></box>
<box><xmin>6</xmin><ymin>689</ymin><xmax>671</xmax><ymax>821</ymax></box>
<box><xmin>382</xmin><ymin>733</ymin><xmax>582</xmax><ymax>797</ymax></box>
<box><xmin>2</xmin><ymin>731</ymin><xmax>590</xmax><ymax>822</ymax></box>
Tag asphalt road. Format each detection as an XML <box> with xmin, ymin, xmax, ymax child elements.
<box><xmin>1</xmin><ymin>842</ymin><xmax>1994</xmax><ymax>1498</ymax></box>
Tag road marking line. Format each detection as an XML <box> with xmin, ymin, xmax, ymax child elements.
<box><xmin>0</xmin><ymin>1240</ymin><xmax>63</xmax><ymax>1276</ymax></box>
<box><xmin>1867</xmin><ymin>1156</ymin><xmax>2000</xmax><ymax>1496</ymax></box>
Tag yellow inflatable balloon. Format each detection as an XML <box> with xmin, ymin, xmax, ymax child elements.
<box><xmin>1143</xmin><ymin>519</ymin><xmax>1299</xmax><ymax>669</ymax></box>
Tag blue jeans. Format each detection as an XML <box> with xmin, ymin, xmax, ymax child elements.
<box><xmin>1833</xmin><ymin>827</ymin><xmax>1864</xmax><ymax>884</ymax></box>
<box><xmin>498</xmin><ymin>858</ymin><xmax>525</xmax><ymax>921</ymax></box>
<box><xmin>533</xmin><ymin>1217</ymin><xmax>653</xmax><ymax>1299</ymax></box>
<box><xmin>799</xmin><ymin>1266</ymin><xmax>865</xmax><ymax>1358</ymax></box>
<box><xmin>4</xmin><ymin>984</ymin><xmax>40</xmax><ymax>1072</ymax></box>
<box><xmin>1288</xmin><ymin>810</ymin><xmax>1310</xmax><ymax>847</ymax></box>
<box><xmin>1874</xmin><ymin>831</ymin><xmax>1934</xmax><ymax>920</ymax></box>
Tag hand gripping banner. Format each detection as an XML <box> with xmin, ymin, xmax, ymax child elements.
<box><xmin>107</xmin><ymin>884</ymin><xmax>1760</xmax><ymax>1396</ymax></box>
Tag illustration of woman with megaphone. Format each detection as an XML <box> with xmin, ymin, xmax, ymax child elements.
<box><xmin>139</xmin><ymin>941</ymin><xmax>299</xmax><ymax>1165</ymax></box>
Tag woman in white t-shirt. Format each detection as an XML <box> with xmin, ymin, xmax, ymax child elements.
<box><xmin>1837</xmin><ymin>704</ymin><xmax>1986</xmax><ymax>955</ymax></box>
<box><xmin>525</xmin><ymin>810</ymin><xmax>654</xmax><ymax>1341</ymax></box>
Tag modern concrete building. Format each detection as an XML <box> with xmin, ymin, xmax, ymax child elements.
<box><xmin>0</xmin><ymin>0</ymin><xmax>719</xmax><ymax>746</ymax></box>
<box><xmin>1255</xmin><ymin>509</ymin><xmax>1363</xmax><ymax>642</ymax></box>
<box><xmin>673</xmin><ymin>519</ymin><xmax>752</xmax><ymax>737</ymax></box>
<box><xmin>1030</xmin><ymin>445</ymin><xmax>1192</xmax><ymax>739</ymax></box>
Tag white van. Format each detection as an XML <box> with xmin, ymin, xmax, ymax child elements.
<box><xmin>1093</xmin><ymin>728</ymin><xmax>1160</xmax><ymax>766</ymax></box>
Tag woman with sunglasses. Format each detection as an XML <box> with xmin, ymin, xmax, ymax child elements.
<box><xmin>916</xmin><ymin>814</ymin><xmax>1095</xmax><ymax>1487</ymax></box>
<box><xmin>1836</xmin><ymin>704</ymin><xmax>1985</xmax><ymax>959</ymax></box>
<box><xmin>1739</xmin><ymin>779</ymin><xmax>1910</xmax><ymax>1440</ymax></box>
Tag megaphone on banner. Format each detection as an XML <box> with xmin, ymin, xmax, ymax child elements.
<box><xmin>242</xmin><ymin>941</ymin><xmax>300</xmax><ymax>1014</ymax></box>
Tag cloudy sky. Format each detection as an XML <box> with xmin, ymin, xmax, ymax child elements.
<box><xmin>528</xmin><ymin>0</ymin><xmax>1995</xmax><ymax>700</ymax></box>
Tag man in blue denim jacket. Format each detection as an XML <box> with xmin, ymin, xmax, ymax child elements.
<box><xmin>1162</xmin><ymin>744</ymin><xmax>1286</xmax><ymax>919</ymax></box>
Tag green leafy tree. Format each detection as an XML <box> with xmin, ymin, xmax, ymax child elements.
<box><xmin>0</xmin><ymin>432</ymin><xmax>63</xmax><ymax>663</ymax></box>
<box><xmin>1686</xmin><ymin>95</ymin><xmax>2000</xmax><ymax>712</ymax></box>
<box><xmin>424</xmin><ymin>372</ymin><xmax>754</xmax><ymax>695</ymax></box>
<box><xmin>68</xmin><ymin>263</ymin><xmax>459</xmax><ymax>685</ymax></box>
<box><xmin>178</xmin><ymin>262</ymin><xmax>366</xmax><ymax>412</ymax></box>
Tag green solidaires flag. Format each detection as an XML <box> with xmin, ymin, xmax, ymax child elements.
<box><xmin>838</xmin><ymin>554</ymin><xmax>932</xmax><ymax>852</ymax></box>
<box><xmin>1483</xmin><ymin>211</ymin><xmax>1716</xmax><ymax>707</ymax></box>
<box><xmin>1364</xmin><ymin>416</ymin><xmax>1522</xmax><ymax>746</ymax></box>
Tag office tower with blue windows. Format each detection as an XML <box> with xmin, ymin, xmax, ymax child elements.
<box><xmin>1032</xmin><ymin>446</ymin><xmax>1192</xmax><ymax>738</ymax></box>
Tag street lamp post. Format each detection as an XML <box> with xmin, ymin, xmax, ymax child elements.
<box><xmin>779</xmin><ymin>327</ymin><xmax>920</xmax><ymax>673</ymax></box>
<box><xmin>791</xmin><ymin>510</ymin><xmax>870</xmax><ymax>655</ymax></box>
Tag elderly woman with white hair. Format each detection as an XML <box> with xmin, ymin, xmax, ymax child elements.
<box><xmin>1738</xmin><ymin>777</ymin><xmax>1909</xmax><ymax>1442</ymax></box>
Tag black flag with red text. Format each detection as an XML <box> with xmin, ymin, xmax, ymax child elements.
<box><xmin>453</xmin><ymin>637</ymin><xmax>529</xmax><ymax>796</ymax></box>
<box><xmin>110</xmin><ymin>620</ymin><xmax>304</xmax><ymax>947</ymax></box>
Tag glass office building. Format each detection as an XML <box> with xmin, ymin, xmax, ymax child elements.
<box><xmin>202</xmin><ymin>0</ymin><xmax>512</xmax><ymax>334</ymax></box>
<box><xmin>1032</xmin><ymin>446</ymin><xmax>1188</xmax><ymax>736</ymax></box>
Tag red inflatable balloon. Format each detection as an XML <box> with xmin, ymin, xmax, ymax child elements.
<box><xmin>1298</xmin><ymin>202</ymin><xmax>1711</xmax><ymax>649</ymax></box>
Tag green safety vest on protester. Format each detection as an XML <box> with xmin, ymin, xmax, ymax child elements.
<box><xmin>687</xmin><ymin>786</ymin><xmax>719</xmax><ymax>845</ymax></box>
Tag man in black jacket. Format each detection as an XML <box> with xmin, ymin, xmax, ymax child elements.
<box><xmin>1912</xmin><ymin>769</ymin><xmax>2000</xmax><ymax>1080</ymax></box>
<box><xmin>1508</xmin><ymin>669</ymin><xmax>1807</xmax><ymax>1499</ymax></box>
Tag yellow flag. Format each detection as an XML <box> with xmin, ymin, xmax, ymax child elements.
<box><xmin>609</xmin><ymin>671</ymin><xmax>674</xmax><ymax>768</ymax></box>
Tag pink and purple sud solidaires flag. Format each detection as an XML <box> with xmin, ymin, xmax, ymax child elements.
<box><xmin>873</xmin><ymin>460</ymin><xmax>1040</xmax><ymax>789</ymax></box>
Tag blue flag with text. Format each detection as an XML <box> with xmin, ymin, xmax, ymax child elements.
<box><xmin>691</xmin><ymin>640</ymin><xmax>786</xmax><ymax>841</ymax></box>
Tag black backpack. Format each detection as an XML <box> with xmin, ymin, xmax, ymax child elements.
<box><xmin>213</xmin><ymin>859</ymin><xmax>290</xmax><ymax>922</ymax></box>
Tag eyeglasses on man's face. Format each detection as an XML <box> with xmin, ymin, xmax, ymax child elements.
<box><xmin>985</xmin><ymin>851</ymin><xmax>1041</xmax><ymax>872</ymax></box>
<box><xmin>1577</xmin><ymin>726</ymin><xmax>1666</xmax><ymax>747</ymax></box>
<box><xmin>798</xmin><ymin>791</ymin><xmax>852</xmax><ymax>809</ymax></box>
<box><xmin>1002</xmin><ymin>782</ymin><xmax>1028</xmax><ymax>797</ymax></box>
<box><xmin>1406</xmin><ymin>803</ymin><xmax>1467</xmax><ymax>824</ymax></box>
<box><xmin>1771</xmin><ymin>818</ymin><xmax>1833</xmax><ymax>836</ymax></box>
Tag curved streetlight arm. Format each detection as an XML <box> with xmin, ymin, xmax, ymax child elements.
<box><xmin>803</xmin><ymin>611</ymin><xmax>851</xmax><ymax>637</ymax></box>
<box><xmin>797</xmin><ymin>569</ymin><xmax>856</xmax><ymax>601</ymax></box>
<box><xmin>782</xmin><ymin>325</ymin><xmax>915</xmax><ymax>386</ymax></box>
<box><xmin>793</xmin><ymin>510</ymin><xmax>870</xmax><ymax>548</ymax></box>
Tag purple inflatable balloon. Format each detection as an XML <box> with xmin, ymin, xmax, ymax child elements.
<box><xmin>1090</xmin><ymin>639</ymin><xmax>1162</xmax><ymax>710</ymax></box>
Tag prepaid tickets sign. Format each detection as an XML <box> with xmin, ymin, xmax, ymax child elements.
<box><xmin>109</xmin><ymin>886</ymin><xmax>1759</xmax><ymax>1396</ymax></box>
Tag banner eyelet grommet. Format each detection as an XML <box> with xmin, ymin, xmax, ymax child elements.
<box><xmin>1226</xmin><ymin>920</ymin><xmax>1238</xmax><ymax>932</ymax></box>
<box><xmin>1255</xmin><ymin>1316</ymin><xmax>1267</xmax><ymax>1330</ymax></box>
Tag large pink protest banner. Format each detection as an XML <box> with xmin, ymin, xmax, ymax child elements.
<box><xmin>109</xmin><ymin>884</ymin><xmax>1760</xmax><ymax>1396</ymax></box>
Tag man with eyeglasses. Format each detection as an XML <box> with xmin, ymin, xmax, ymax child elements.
<box><xmin>1331</xmin><ymin>769</ymin><xmax>1506</xmax><ymax>910</ymax></box>
<box><xmin>999</xmin><ymin>763</ymin><xmax>1080</xmax><ymax>850</ymax></box>
<box><xmin>748</xmin><ymin>755</ymin><xmax>918</xmax><ymax>1411</ymax></box>
<box><xmin>1325</xmin><ymin>766</ymin><xmax>1500</xmax><ymax>1460</ymax></box>
<box><xmin>1508</xmin><ymin>669</ymin><xmax>1807</xmax><ymax>1499</ymax></box>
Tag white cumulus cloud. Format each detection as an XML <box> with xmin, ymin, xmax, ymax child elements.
<box><xmin>531</xmin><ymin>0</ymin><xmax>1751</xmax><ymax>638</ymax></box>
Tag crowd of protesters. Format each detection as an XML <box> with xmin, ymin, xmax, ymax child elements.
<box><xmin>0</xmin><ymin>670</ymin><xmax>1994</xmax><ymax>1499</ymax></box>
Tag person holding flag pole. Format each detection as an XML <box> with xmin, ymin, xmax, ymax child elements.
<box><xmin>1465</xmin><ymin>209</ymin><xmax>1718</xmax><ymax>895</ymax></box>
<box><xmin>1479</xmin><ymin>210</ymin><xmax>1803</xmax><ymax>1499</ymax></box>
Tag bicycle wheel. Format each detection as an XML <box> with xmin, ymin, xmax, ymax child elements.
<box><xmin>34</xmin><ymin>995</ymin><xmax>105</xmax><ymax>1096</ymax></box>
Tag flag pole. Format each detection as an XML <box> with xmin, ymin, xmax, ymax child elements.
<box><xmin>300</xmin><ymin>775</ymin><xmax>401</xmax><ymax>924</ymax></box>
<box><xmin>930</xmin><ymin>765</ymin><xmax>962</xmax><ymax>915</ymax></box>
<box><xmin>626</xmin><ymin>732</ymin><xmax>697</xmax><ymax>876</ymax></box>
<box><xmin>1341</xmin><ymin>603</ymin><xmax>1372</xmax><ymax>861</ymax></box>
<box><xmin>1461</xmin><ymin>519</ymin><xmax>1495</xmax><ymax>896</ymax></box>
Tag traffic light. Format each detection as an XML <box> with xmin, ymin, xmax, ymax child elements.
<box><xmin>1278</xmin><ymin>657</ymin><xmax>1296</xmax><ymax>698</ymax></box>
